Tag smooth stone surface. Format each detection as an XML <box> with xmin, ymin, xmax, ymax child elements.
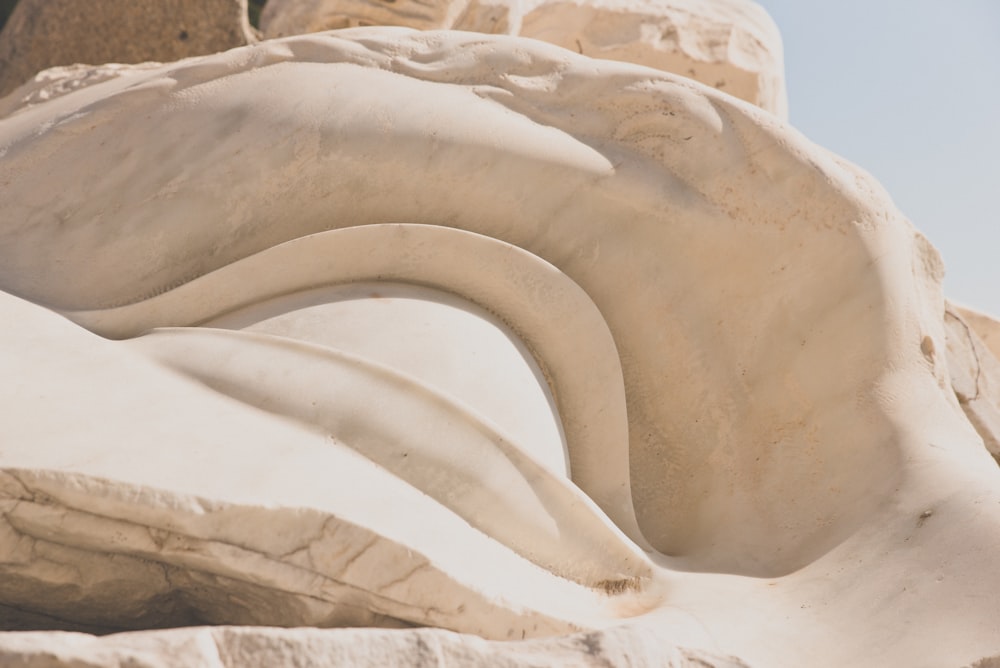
<box><xmin>207</xmin><ymin>280</ymin><xmax>570</xmax><ymax>476</ymax></box>
<box><xmin>0</xmin><ymin>26</ymin><xmax>998</xmax><ymax>668</ymax></box>
<box><xmin>0</xmin><ymin>271</ymin><xmax>653</xmax><ymax>638</ymax></box>
<box><xmin>0</xmin><ymin>0</ymin><xmax>257</xmax><ymax>99</ymax></box>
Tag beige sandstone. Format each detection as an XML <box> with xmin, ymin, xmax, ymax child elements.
<box><xmin>0</xmin><ymin>0</ymin><xmax>257</xmax><ymax>98</ymax></box>
<box><xmin>0</xmin><ymin>10</ymin><xmax>996</xmax><ymax>668</ymax></box>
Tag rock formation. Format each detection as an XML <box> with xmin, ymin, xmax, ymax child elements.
<box><xmin>0</xmin><ymin>3</ymin><xmax>998</xmax><ymax>668</ymax></box>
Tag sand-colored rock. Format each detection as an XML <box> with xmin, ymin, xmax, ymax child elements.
<box><xmin>0</xmin><ymin>24</ymin><xmax>998</xmax><ymax>668</ymax></box>
<box><xmin>0</xmin><ymin>0</ymin><xmax>257</xmax><ymax>99</ymax></box>
<box><xmin>260</xmin><ymin>0</ymin><xmax>787</xmax><ymax>116</ymax></box>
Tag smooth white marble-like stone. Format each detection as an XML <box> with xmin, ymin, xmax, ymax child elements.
<box><xmin>0</xmin><ymin>26</ymin><xmax>998</xmax><ymax>668</ymax></box>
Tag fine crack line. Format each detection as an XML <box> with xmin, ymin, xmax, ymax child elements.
<box><xmin>946</xmin><ymin>309</ymin><xmax>982</xmax><ymax>402</ymax></box>
<box><xmin>337</xmin><ymin>534</ymin><xmax>379</xmax><ymax>576</ymax></box>
<box><xmin>377</xmin><ymin>561</ymin><xmax>430</xmax><ymax>594</ymax></box>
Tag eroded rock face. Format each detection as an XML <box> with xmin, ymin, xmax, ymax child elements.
<box><xmin>259</xmin><ymin>0</ymin><xmax>787</xmax><ymax>116</ymax></box>
<box><xmin>0</xmin><ymin>23</ymin><xmax>999</xmax><ymax>668</ymax></box>
<box><xmin>0</xmin><ymin>0</ymin><xmax>257</xmax><ymax>98</ymax></box>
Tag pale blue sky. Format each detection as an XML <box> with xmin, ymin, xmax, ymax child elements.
<box><xmin>756</xmin><ymin>1</ymin><xmax>1000</xmax><ymax>315</ymax></box>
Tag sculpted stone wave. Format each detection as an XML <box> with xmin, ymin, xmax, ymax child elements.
<box><xmin>1</xmin><ymin>25</ymin><xmax>999</xmax><ymax>668</ymax></box>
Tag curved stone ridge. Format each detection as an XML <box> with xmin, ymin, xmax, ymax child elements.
<box><xmin>66</xmin><ymin>223</ymin><xmax>646</xmax><ymax>548</ymax></box>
